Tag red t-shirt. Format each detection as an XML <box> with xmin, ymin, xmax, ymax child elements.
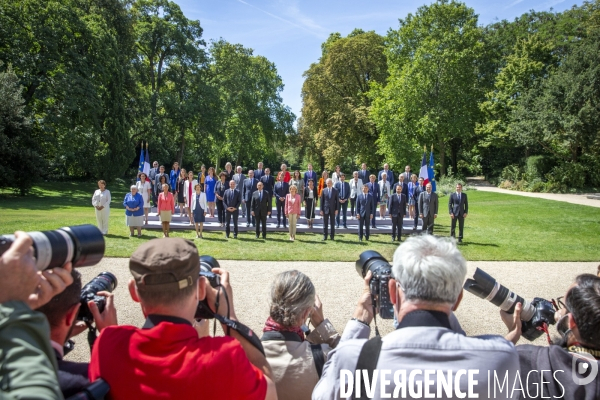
<box><xmin>89</xmin><ymin>322</ymin><xmax>266</xmax><ymax>399</ymax></box>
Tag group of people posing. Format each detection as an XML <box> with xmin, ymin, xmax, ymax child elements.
<box><xmin>91</xmin><ymin>161</ymin><xmax>469</xmax><ymax>242</ymax></box>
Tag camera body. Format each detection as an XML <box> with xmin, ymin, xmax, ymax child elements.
<box><xmin>194</xmin><ymin>255</ymin><xmax>221</xmax><ymax>320</ymax></box>
<box><xmin>521</xmin><ymin>297</ymin><xmax>556</xmax><ymax>341</ymax></box>
<box><xmin>356</xmin><ymin>251</ymin><xmax>395</xmax><ymax>319</ymax></box>
<box><xmin>78</xmin><ymin>272</ymin><xmax>118</xmax><ymax>323</ymax></box>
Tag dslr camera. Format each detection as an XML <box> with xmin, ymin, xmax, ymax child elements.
<box><xmin>78</xmin><ymin>272</ymin><xmax>118</xmax><ymax>323</ymax></box>
<box><xmin>464</xmin><ymin>268</ymin><xmax>556</xmax><ymax>341</ymax></box>
<box><xmin>356</xmin><ymin>250</ymin><xmax>394</xmax><ymax>319</ymax></box>
<box><xmin>194</xmin><ymin>255</ymin><xmax>222</xmax><ymax>320</ymax></box>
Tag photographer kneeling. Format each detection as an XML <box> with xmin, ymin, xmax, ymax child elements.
<box><xmin>88</xmin><ymin>238</ymin><xmax>277</xmax><ymax>400</ymax></box>
<box><xmin>313</xmin><ymin>235</ymin><xmax>519</xmax><ymax>400</ymax></box>
<box><xmin>501</xmin><ymin>274</ymin><xmax>600</xmax><ymax>398</ymax></box>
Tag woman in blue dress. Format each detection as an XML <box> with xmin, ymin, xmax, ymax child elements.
<box><xmin>204</xmin><ymin>166</ymin><xmax>217</xmax><ymax>218</ymax></box>
<box><xmin>123</xmin><ymin>185</ymin><xmax>144</xmax><ymax>237</ymax></box>
<box><xmin>407</xmin><ymin>174</ymin><xmax>418</xmax><ymax>219</ymax></box>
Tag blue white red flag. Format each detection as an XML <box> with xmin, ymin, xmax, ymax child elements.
<box><xmin>419</xmin><ymin>150</ymin><xmax>429</xmax><ymax>186</ymax></box>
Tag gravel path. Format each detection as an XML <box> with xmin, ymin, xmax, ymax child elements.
<box><xmin>472</xmin><ymin>184</ymin><xmax>600</xmax><ymax>208</ymax></box>
<box><xmin>65</xmin><ymin>258</ymin><xmax>599</xmax><ymax>363</ymax></box>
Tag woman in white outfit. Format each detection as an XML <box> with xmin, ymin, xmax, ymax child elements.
<box><xmin>92</xmin><ymin>180</ymin><xmax>111</xmax><ymax>235</ymax></box>
<box><xmin>183</xmin><ymin>171</ymin><xmax>199</xmax><ymax>225</ymax></box>
<box><xmin>348</xmin><ymin>171</ymin><xmax>363</xmax><ymax>219</ymax></box>
<box><xmin>136</xmin><ymin>172</ymin><xmax>152</xmax><ymax>225</ymax></box>
<box><xmin>377</xmin><ymin>172</ymin><xmax>391</xmax><ymax>220</ymax></box>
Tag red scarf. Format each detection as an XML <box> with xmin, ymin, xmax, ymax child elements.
<box><xmin>263</xmin><ymin>316</ymin><xmax>305</xmax><ymax>341</ymax></box>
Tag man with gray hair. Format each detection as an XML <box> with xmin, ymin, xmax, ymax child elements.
<box><xmin>313</xmin><ymin>235</ymin><xmax>519</xmax><ymax>399</ymax></box>
<box><xmin>319</xmin><ymin>178</ymin><xmax>339</xmax><ymax>241</ymax></box>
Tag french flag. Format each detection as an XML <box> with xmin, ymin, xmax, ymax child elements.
<box><xmin>419</xmin><ymin>151</ymin><xmax>429</xmax><ymax>186</ymax></box>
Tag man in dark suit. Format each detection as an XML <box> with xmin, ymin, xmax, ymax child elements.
<box><xmin>378</xmin><ymin>163</ymin><xmax>394</xmax><ymax>186</ymax></box>
<box><xmin>223</xmin><ymin>180</ymin><xmax>242</xmax><ymax>239</ymax></box>
<box><xmin>154</xmin><ymin>165</ymin><xmax>166</xmax><ymax>203</ymax></box>
<box><xmin>254</xmin><ymin>162</ymin><xmax>265</xmax><ymax>181</ymax></box>
<box><xmin>393</xmin><ymin>174</ymin><xmax>409</xmax><ymax>199</ymax></box>
<box><xmin>388</xmin><ymin>185</ymin><xmax>407</xmax><ymax>242</ymax></box>
<box><xmin>418</xmin><ymin>182</ymin><xmax>438</xmax><ymax>235</ymax></box>
<box><xmin>412</xmin><ymin>177</ymin><xmax>425</xmax><ymax>230</ymax></box>
<box><xmin>334</xmin><ymin>173</ymin><xmax>350</xmax><ymax>228</ymax></box>
<box><xmin>260</xmin><ymin>167</ymin><xmax>275</xmax><ymax>197</ymax></box>
<box><xmin>250</xmin><ymin>182</ymin><xmax>271</xmax><ymax>239</ymax></box>
<box><xmin>303</xmin><ymin>163</ymin><xmax>317</xmax><ymax>189</ymax></box>
<box><xmin>148</xmin><ymin>161</ymin><xmax>159</xmax><ymax>206</ymax></box>
<box><xmin>319</xmin><ymin>178</ymin><xmax>339</xmax><ymax>241</ymax></box>
<box><xmin>366</xmin><ymin>175</ymin><xmax>379</xmax><ymax>229</ymax></box>
<box><xmin>273</xmin><ymin>173</ymin><xmax>289</xmax><ymax>228</ymax></box>
<box><xmin>448</xmin><ymin>183</ymin><xmax>468</xmax><ymax>243</ymax></box>
<box><xmin>232</xmin><ymin>166</ymin><xmax>246</xmax><ymax>218</ymax></box>
<box><xmin>358</xmin><ymin>163</ymin><xmax>370</xmax><ymax>183</ymax></box>
<box><xmin>242</xmin><ymin>170</ymin><xmax>258</xmax><ymax>227</ymax></box>
<box><xmin>356</xmin><ymin>185</ymin><xmax>373</xmax><ymax>241</ymax></box>
<box><xmin>401</xmin><ymin>165</ymin><xmax>411</xmax><ymax>183</ymax></box>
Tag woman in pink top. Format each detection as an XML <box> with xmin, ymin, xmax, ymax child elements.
<box><xmin>157</xmin><ymin>183</ymin><xmax>175</xmax><ymax>237</ymax></box>
<box><xmin>285</xmin><ymin>185</ymin><xmax>302</xmax><ymax>241</ymax></box>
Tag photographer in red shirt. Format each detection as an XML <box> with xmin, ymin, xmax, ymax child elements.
<box><xmin>89</xmin><ymin>238</ymin><xmax>277</xmax><ymax>399</ymax></box>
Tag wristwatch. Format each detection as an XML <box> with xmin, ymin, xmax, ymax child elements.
<box><xmin>351</xmin><ymin>317</ymin><xmax>370</xmax><ymax>326</ymax></box>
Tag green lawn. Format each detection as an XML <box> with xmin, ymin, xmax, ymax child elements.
<box><xmin>1</xmin><ymin>182</ymin><xmax>599</xmax><ymax>261</ymax></box>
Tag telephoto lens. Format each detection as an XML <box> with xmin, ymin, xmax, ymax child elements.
<box><xmin>0</xmin><ymin>224</ymin><xmax>105</xmax><ymax>270</ymax></box>
<box><xmin>355</xmin><ymin>250</ymin><xmax>395</xmax><ymax>319</ymax></box>
<box><xmin>195</xmin><ymin>255</ymin><xmax>222</xmax><ymax>320</ymax></box>
<box><xmin>78</xmin><ymin>272</ymin><xmax>118</xmax><ymax>323</ymax></box>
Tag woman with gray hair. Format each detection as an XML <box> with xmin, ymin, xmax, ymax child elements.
<box><xmin>262</xmin><ymin>270</ymin><xmax>340</xmax><ymax>400</ymax></box>
<box><xmin>123</xmin><ymin>185</ymin><xmax>144</xmax><ymax>237</ymax></box>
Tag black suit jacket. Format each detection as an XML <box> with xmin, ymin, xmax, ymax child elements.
<box><xmin>412</xmin><ymin>185</ymin><xmax>424</xmax><ymax>204</ymax></box>
<box><xmin>356</xmin><ymin>193</ymin><xmax>374</xmax><ymax>218</ymax></box>
<box><xmin>366</xmin><ymin>181</ymin><xmax>380</xmax><ymax>205</ymax></box>
<box><xmin>260</xmin><ymin>174</ymin><xmax>275</xmax><ymax>194</ymax></box>
<box><xmin>274</xmin><ymin>181</ymin><xmax>289</xmax><ymax>201</ymax></box>
<box><xmin>242</xmin><ymin>178</ymin><xmax>258</xmax><ymax>202</ymax></box>
<box><xmin>358</xmin><ymin>169</ymin><xmax>370</xmax><ymax>183</ymax></box>
<box><xmin>334</xmin><ymin>181</ymin><xmax>351</xmax><ymax>201</ymax></box>
<box><xmin>320</xmin><ymin>187</ymin><xmax>339</xmax><ymax>215</ymax></box>
<box><xmin>254</xmin><ymin>169</ymin><xmax>265</xmax><ymax>180</ymax></box>
<box><xmin>393</xmin><ymin>182</ymin><xmax>409</xmax><ymax>199</ymax></box>
<box><xmin>224</xmin><ymin>188</ymin><xmax>242</xmax><ymax>210</ymax></box>
<box><xmin>303</xmin><ymin>170</ymin><xmax>317</xmax><ymax>187</ymax></box>
<box><xmin>388</xmin><ymin>193</ymin><xmax>407</xmax><ymax>217</ymax></box>
<box><xmin>214</xmin><ymin>180</ymin><xmax>228</xmax><ymax>200</ymax></box>
<box><xmin>55</xmin><ymin>349</ymin><xmax>89</xmax><ymax>398</ymax></box>
<box><xmin>251</xmin><ymin>190</ymin><xmax>271</xmax><ymax>216</ymax></box>
<box><xmin>448</xmin><ymin>192</ymin><xmax>468</xmax><ymax>216</ymax></box>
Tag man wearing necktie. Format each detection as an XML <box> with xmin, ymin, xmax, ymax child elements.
<box><xmin>319</xmin><ymin>178</ymin><xmax>339</xmax><ymax>241</ymax></box>
<box><xmin>223</xmin><ymin>180</ymin><xmax>242</xmax><ymax>239</ymax></box>
<box><xmin>303</xmin><ymin>164</ymin><xmax>317</xmax><ymax>190</ymax></box>
<box><xmin>393</xmin><ymin>174</ymin><xmax>409</xmax><ymax>216</ymax></box>
<box><xmin>418</xmin><ymin>183</ymin><xmax>438</xmax><ymax>235</ymax></box>
<box><xmin>232</xmin><ymin>166</ymin><xmax>246</xmax><ymax>218</ymax></box>
<box><xmin>254</xmin><ymin>162</ymin><xmax>265</xmax><ymax>180</ymax></box>
<box><xmin>274</xmin><ymin>174</ymin><xmax>289</xmax><ymax>229</ymax></box>
<box><xmin>356</xmin><ymin>185</ymin><xmax>373</xmax><ymax>241</ymax></box>
<box><xmin>388</xmin><ymin>184</ymin><xmax>407</xmax><ymax>242</ymax></box>
<box><xmin>334</xmin><ymin>173</ymin><xmax>350</xmax><ymax>229</ymax></box>
<box><xmin>242</xmin><ymin>170</ymin><xmax>258</xmax><ymax>227</ymax></box>
<box><xmin>251</xmin><ymin>182</ymin><xmax>271</xmax><ymax>239</ymax></box>
<box><xmin>448</xmin><ymin>183</ymin><xmax>468</xmax><ymax>243</ymax></box>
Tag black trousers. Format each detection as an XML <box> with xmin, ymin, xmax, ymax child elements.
<box><xmin>336</xmin><ymin>201</ymin><xmax>348</xmax><ymax>227</ymax></box>
<box><xmin>358</xmin><ymin>215</ymin><xmax>370</xmax><ymax>239</ymax></box>
<box><xmin>255</xmin><ymin>213</ymin><xmax>268</xmax><ymax>237</ymax></box>
<box><xmin>391</xmin><ymin>215</ymin><xmax>403</xmax><ymax>239</ymax></box>
<box><xmin>225</xmin><ymin>210</ymin><xmax>239</xmax><ymax>236</ymax></box>
<box><xmin>244</xmin><ymin>201</ymin><xmax>255</xmax><ymax>225</ymax></box>
<box><xmin>451</xmin><ymin>216</ymin><xmax>464</xmax><ymax>239</ymax></box>
<box><xmin>413</xmin><ymin>202</ymin><xmax>420</xmax><ymax>228</ymax></box>
<box><xmin>350</xmin><ymin>197</ymin><xmax>357</xmax><ymax>216</ymax></box>
<box><xmin>422</xmin><ymin>214</ymin><xmax>435</xmax><ymax>234</ymax></box>
<box><xmin>216</xmin><ymin>200</ymin><xmax>225</xmax><ymax>223</ymax></box>
<box><xmin>323</xmin><ymin>211</ymin><xmax>335</xmax><ymax>239</ymax></box>
<box><xmin>276</xmin><ymin>199</ymin><xmax>287</xmax><ymax>226</ymax></box>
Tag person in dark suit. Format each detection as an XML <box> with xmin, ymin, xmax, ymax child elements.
<box><xmin>273</xmin><ymin>174</ymin><xmax>289</xmax><ymax>228</ymax></box>
<box><xmin>334</xmin><ymin>173</ymin><xmax>350</xmax><ymax>228</ymax></box>
<box><xmin>251</xmin><ymin>182</ymin><xmax>271</xmax><ymax>239</ymax></box>
<box><xmin>303</xmin><ymin>163</ymin><xmax>318</xmax><ymax>189</ymax></box>
<box><xmin>356</xmin><ymin>185</ymin><xmax>373</xmax><ymax>241</ymax></box>
<box><xmin>260</xmin><ymin>167</ymin><xmax>275</xmax><ymax>197</ymax></box>
<box><xmin>418</xmin><ymin>182</ymin><xmax>438</xmax><ymax>235</ymax></box>
<box><xmin>148</xmin><ymin>161</ymin><xmax>159</xmax><ymax>206</ymax></box>
<box><xmin>378</xmin><ymin>163</ymin><xmax>394</xmax><ymax>186</ymax></box>
<box><xmin>254</xmin><ymin>162</ymin><xmax>265</xmax><ymax>181</ymax></box>
<box><xmin>214</xmin><ymin>172</ymin><xmax>228</xmax><ymax>227</ymax></box>
<box><xmin>401</xmin><ymin>165</ymin><xmax>411</xmax><ymax>183</ymax></box>
<box><xmin>388</xmin><ymin>185</ymin><xmax>407</xmax><ymax>242</ymax></box>
<box><xmin>242</xmin><ymin>170</ymin><xmax>258</xmax><ymax>227</ymax></box>
<box><xmin>232</xmin><ymin>166</ymin><xmax>246</xmax><ymax>218</ymax></box>
<box><xmin>366</xmin><ymin>174</ymin><xmax>380</xmax><ymax>228</ymax></box>
<box><xmin>412</xmin><ymin>177</ymin><xmax>425</xmax><ymax>230</ymax></box>
<box><xmin>224</xmin><ymin>180</ymin><xmax>242</xmax><ymax>238</ymax></box>
<box><xmin>448</xmin><ymin>183</ymin><xmax>468</xmax><ymax>243</ymax></box>
<box><xmin>358</xmin><ymin>163</ymin><xmax>370</xmax><ymax>183</ymax></box>
<box><xmin>319</xmin><ymin>178</ymin><xmax>339</xmax><ymax>241</ymax></box>
<box><xmin>393</xmin><ymin>174</ymin><xmax>409</xmax><ymax>199</ymax></box>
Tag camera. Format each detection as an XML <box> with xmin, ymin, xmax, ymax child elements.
<box><xmin>78</xmin><ymin>272</ymin><xmax>118</xmax><ymax>323</ymax></box>
<box><xmin>194</xmin><ymin>255</ymin><xmax>221</xmax><ymax>320</ymax></box>
<box><xmin>464</xmin><ymin>268</ymin><xmax>556</xmax><ymax>341</ymax></box>
<box><xmin>356</xmin><ymin>250</ymin><xmax>394</xmax><ymax>319</ymax></box>
<box><xmin>0</xmin><ymin>224</ymin><xmax>105</xmax><ymax>270</ymax></box>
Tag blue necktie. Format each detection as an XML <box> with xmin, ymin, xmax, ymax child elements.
<box><xmin>260</xmin><ymin>191</ymin><xmax>262</xmax><ymax>202</ymax></box>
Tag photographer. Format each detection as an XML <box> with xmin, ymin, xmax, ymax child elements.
<box><xmin>88</xmin><ymin>238</ymin><xmax>277</xmax><ymax>399</ymax></box>
<box><xmin>0</xmin><ymin>231</ymin><xmax>74</xmax><ymax>400</ymax></box>
<box><xmin>36</xmin><ymin>269</ymin><xmax>118</xmax><ymax>397</ymax></box>
<box><xmin>313</xmin><ymin>235</ymin><xmax>519</xmax><ymax>399</ymax></box>
<box><xmin>262</xmin><ymin>270</ymin><xmax>340</xmax><ymax>400</ymax></box>
<box><xmin>501</xmin><ymin>274</ymin><xmax>600</xmax><ymax>398</ymax></box>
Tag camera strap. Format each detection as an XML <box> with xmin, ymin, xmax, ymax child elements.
<box><xmin>213</xmin><ymin>313</ymin><xmax>265</xmax><ymax>356</ymax></box>
<box><xmin>260</xmin><ymin>331</ymin><xmax>326</xmax><ymax>378</ymax></box>
<box><xmin>353</xmin><ymin>335</ymin><xmax>383</xmax><ymax>400</ymax></box>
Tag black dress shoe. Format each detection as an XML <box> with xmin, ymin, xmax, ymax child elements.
<box><xmin>255</xmin><ymin>235</ymin><xmax>259</xmax><ymax>239</ymax></box>
<box><xmin>226</xmin><ymin>235</ymin><xmax>230</xmax><ymax>239</ymax></box>
<box><xmin>234</xmin><ymin>234</ymin><xmax>237</xmax><ymax>239</ymax></box>
<box><xmin>262</xmin><ymin>235</ymin><xmax>267</xmax><ymax>239</ymax></box>
<box><xmin>359</xmin><ymin>238</ymin><xmax>363</xmax><ymax>242</ymax></box>
<box><xmin>343</xmin><ymin>225</ymin><xmax>348</xmax><ymax>229</ymax></box>
<box><xmin>458</xmin><ymin>238</ymin><xmax>463</xmax><ymax>243</ymax></box>
<box><xmin>330</xmin><ymin>236</ymin><xmax>334</xmax><ymax>241</ymax></box>
<box><xmin>246</xmin><ymin>224</ymin><xmax>250</xmax><ymax>227</ymax></box>
<box><xmin>276</xmin><ymin>224</ymin><xmax>280</xmax><ymax>228</ymax></box>
<box><xmin>391</xmin><ymin>236</ymin><xmax>395</xmax><ymax>242</ymax></box>
<box><xmin>336</xmin><ymin>225</ymin><xmax>340</xmax><ymax>229</ymax></box>
<box><xmin>322</xmin><ymin>237</ymin><xmax>327</xmax><ymax>241</ymax></box>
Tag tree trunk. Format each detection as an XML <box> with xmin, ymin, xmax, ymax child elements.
<box><xmin>451</xmin><ymin>143</ymin><xmax>458</xmax><ymax>176</ymax></box>
<box><xmin>177</xmin><ymin>125</ymin><xmax>185</xmax><ymax>166</ymax></box>
<box><xmin>438</xmin><ymin>140</ymin><xmax>446</xmax><ymax>176</ymax></box>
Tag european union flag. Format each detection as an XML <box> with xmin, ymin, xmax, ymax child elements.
<box><xmin>428</xmin><ymin>147</ymin><xmax>436</xmax><ymax>192</ymax></box>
